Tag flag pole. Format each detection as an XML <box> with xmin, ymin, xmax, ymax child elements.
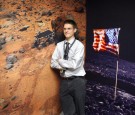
<box><xmin>114</xmin><ymin>44</ymin><xmax>120</xmax><ymax>100</ymax></box>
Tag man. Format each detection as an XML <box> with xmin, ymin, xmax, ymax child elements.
<box><xmin>51</xmin><ymin>19</ymin><xmax>86</xmax><ymax>115</ymax></box>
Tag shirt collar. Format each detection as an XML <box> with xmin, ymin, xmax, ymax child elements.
<box><xmin>65</xmin><ymin>37</ymin><xmax>75</xmax><ymax>44</ymax></box>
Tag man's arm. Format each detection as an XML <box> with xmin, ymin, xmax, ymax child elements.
<box><xmin>58</xmin><ymin>44</ymin><xmax>84</xmax><ymax>70</ymax></box>
<box><xmin>51</xmin><ymin>45</ymin><xmax>63</xmax><ymax>70</ymax></box>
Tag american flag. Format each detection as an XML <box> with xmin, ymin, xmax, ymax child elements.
<box><xmin>93</xmin><ymin>28</ymin><xmax>120</xmax><ymax>55</ymax></box>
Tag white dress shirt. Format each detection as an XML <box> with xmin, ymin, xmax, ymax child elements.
<box><xmin>51</xmin><ymin>37</ymin><xmax>86</xmax><ymax>77</ymax></box>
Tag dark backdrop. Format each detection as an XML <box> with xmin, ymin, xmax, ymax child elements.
<box><xmin>86</xmin><ymin>0</ymin><xmax>135</xmax><ymax>63</ymax></box>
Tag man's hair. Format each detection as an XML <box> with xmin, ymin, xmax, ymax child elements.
<box><xmin>63</xmin><ymin>19</ymin><xmax>78</xmax><ymax>29</ymax></box>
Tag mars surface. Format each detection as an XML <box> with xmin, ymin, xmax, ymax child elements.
<box><xmin>0</xmin><ymin>0</ymin><xmax>86</xmax><ymax>114</ymax></box>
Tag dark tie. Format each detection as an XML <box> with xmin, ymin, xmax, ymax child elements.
<box><xmin>61</xmin><ymin>42</ymin><xmax>69</xmax><ymax>75</ymax></box>
<box><xmin>64</xmin><ymin>42</ymin><xmax>70</xmax><ymax>60</ymax></box>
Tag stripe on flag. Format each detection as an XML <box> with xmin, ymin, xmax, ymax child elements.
<box><xmin>93</xmin><ymin>28</ymin><xmax>120</xmax><ymax>55</ymax></box>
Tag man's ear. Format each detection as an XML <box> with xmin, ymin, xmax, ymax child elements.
<box><xmin>74</xmin><ymin>28</ymin><xmax>77</xmax><ymax>33</ymax></box>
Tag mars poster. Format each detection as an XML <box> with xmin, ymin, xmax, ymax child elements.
<box><xmin>0</xmin><ymin>0</ymin><xmax>86</xmax><ymax>114</ymax></box>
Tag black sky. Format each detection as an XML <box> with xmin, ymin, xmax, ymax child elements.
<box><xmin>86</xmin><ymin>0</ymin><xmax>135</xmax><ymax>63</ymax></box>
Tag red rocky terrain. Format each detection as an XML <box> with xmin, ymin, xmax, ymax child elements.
<box><xmin>0</xmin><ymin>0</ymin><xmax>86</xmax><ymax>114</ymax></box>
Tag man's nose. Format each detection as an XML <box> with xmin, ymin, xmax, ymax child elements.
<box><xmin>65</xmin><ymin>29</ymin><xmax>68</xmax><ymax>32</ymax></box>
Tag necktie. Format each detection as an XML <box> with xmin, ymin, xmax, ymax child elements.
<box><xmin>64</xmin><ymin>42</ymin><xmax>70</xmax><ymax>60</ymax></box>
<box><xmin>61</xmin><ymin>42</ymin><xmax>69</xmax><ymax>75</ymax></box>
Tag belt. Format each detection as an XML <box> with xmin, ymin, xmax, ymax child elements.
<box><xmin>61</xmin><ymin>76</ymin><xmax>85</xmax><ymax>80</ymax></box>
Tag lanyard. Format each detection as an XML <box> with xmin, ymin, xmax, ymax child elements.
<box><xmin>63</xmin><ymin>39</ymin><xmax>76</xmax><ymax>56</ymax></box>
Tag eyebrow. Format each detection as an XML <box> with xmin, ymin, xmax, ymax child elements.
<box><xmin>63</xmin><ymin>28</ymin><xmax>73</xmax><ymax>29</ymax></box>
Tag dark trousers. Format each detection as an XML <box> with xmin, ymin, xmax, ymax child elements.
<box><xmin>60</xmin><ymin>77</ymin><xmax>86</xmax><ymax>115</ymax></box>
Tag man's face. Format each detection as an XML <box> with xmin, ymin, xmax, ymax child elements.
<box><xmin>63</xmin><ymin>24</ymin><xmax>77</xmax><ymax>40</ymax></box>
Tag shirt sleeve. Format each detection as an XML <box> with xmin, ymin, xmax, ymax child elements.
<box><xmin>58</xmin><ymin>44</ymin><xmax>84</xmax><ymax>70</ymax></box>
<box><xmin>51</xmin><ymin>45</ymin><xmax>63</xmax><ymax>70</ymax></box>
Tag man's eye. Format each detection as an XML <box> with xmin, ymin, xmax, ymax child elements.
<box><xmin>68</xmin><ymin>28</ymin><xmax>71</xmax><ymax>30</ymax></box>
<box><xmin>64</xmin><ymin>28</ymin><xmax>72</xmax><ymax>30</ymax></box>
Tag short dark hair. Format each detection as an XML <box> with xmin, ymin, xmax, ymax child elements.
<box><xmin>63</xmin><ymin>19</ymin><xmax>77</xmax><ymax>29</ymax></box>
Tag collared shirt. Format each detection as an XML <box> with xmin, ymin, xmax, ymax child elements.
<box><xmin>51</xmin><ymin>37</ymin><xmax>86</xmax><ymax>77</ymax></box>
